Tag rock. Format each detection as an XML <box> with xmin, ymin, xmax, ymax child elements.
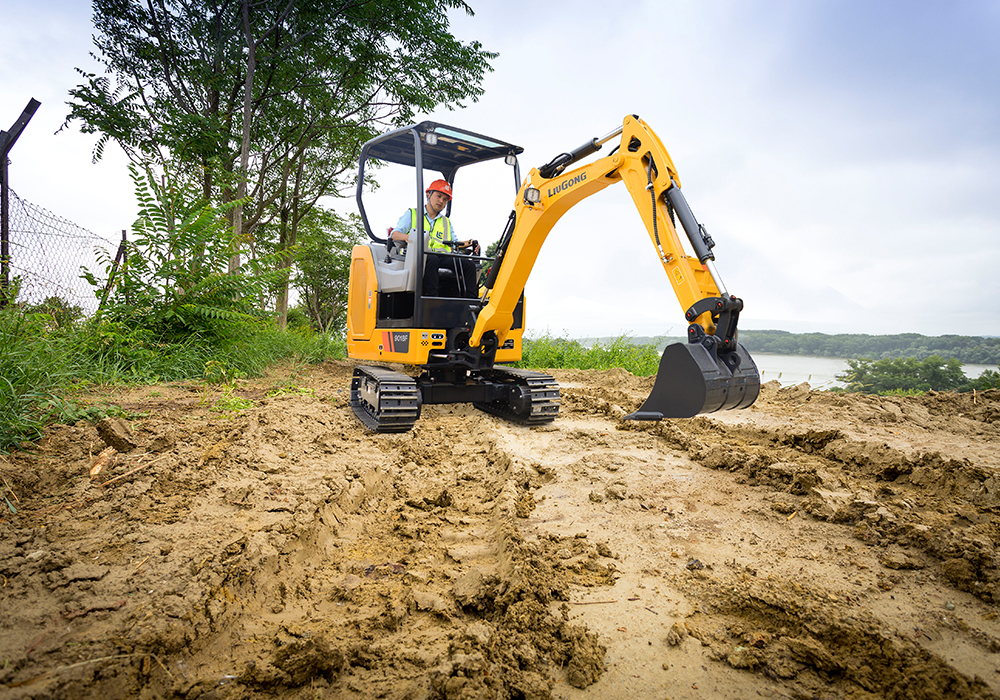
<box><xmin>97</xmin><ymin>417</ymin><xmax>138</xmax><ymax>452</ymax></box>
<box><xmin>565</xmin><ymin>627</ymin><xmax>605</xmax><ymax>689</ymax></box>
<box><xmin>942</xmin><ymin>558</ymin><xmax>976</xmax><ymax>587</ymax></box>
<box><xmin>464</xmin><ymin>621</ymin><xmax>493</xmax><ymax>645</ymax></box>
<box><xmin>806</xmin><ymin>487</ymin><xmax>853</xmax><ymax>520</ymax></box>
<box><xmin>148</xmin><ymin>433</ymin><xmax>176</xmax><ymax>453</ymax></box>
<box><xmin>452</xmin><ymin>568</ymin><xmax>487</xmax><ymax>608</ymax></box>
<box><xmin>727</xmin><ymin>645</ymin><xmax>758</xmax><ymax>669</ymax></box>
<box><xmin>272</xmin><ymin>636</ymin><xmax>342</xmax><ymax>686</ymax></box>
<box><xmin>605</xmin><ymin>484</ymin><xmax>626</xmax><ymax>501</ymax></box>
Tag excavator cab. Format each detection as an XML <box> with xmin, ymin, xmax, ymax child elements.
<box><xmin>348</xmin><ymin>121</ymin><xmax>526</xmax><ymax>368</ymax></box>
<box><xmin>346</xmin><ymin>115</ymin><xmax>760</xmax><ymax>432</ymax></box>
<box><xmin>346</xmin><ymin>122</ymin><xmax>558</xmax><ymax>432</ymax></box>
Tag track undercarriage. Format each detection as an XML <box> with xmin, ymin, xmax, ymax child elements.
<box><xmin>350</xmin><ymin>364</ymin><xmax>559</xmax><ymax>433</ymax></box>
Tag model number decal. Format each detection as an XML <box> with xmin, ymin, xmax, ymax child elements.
<box><xmin>382</xmin><ymin>331</ymin><xmax>410</xmax><ymax>354</ymax></box>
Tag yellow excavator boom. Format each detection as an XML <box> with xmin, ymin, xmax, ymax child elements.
<box><xmin>471</xmin><ymin>115</ymin><xmax>758</xmax><ymax>418</ymax></box>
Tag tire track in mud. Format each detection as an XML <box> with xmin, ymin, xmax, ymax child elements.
<box><xmin>539</xmin><ymin>384</ymin><xmax>1000</xmax><ymax>699</ymax></box>
<box><xmin>148</xmin><ymin>403</ymin><xmax>613</xmax><ymax>699</ymax></box>
<box><xmin>3</xmin><ymin>367</ymin><xmax>999</xmax><ymax>699</ymax></box>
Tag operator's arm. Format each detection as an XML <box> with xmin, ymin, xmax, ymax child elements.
<box><xmin>456</xmin><ymin>238</ymin><xmax>480</xmax><ymax>255</ymax></box>
<box><xmin>389</xmin><ymin>210</ymin><xmax>412</xmax><ymax>244</ymax></box>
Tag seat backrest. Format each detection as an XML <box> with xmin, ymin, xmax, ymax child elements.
<box><xmin>370</xmin><ymin>231</ymin><xmax>434</xmax><ymax>294</ymax></box>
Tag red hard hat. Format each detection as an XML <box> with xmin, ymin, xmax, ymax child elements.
<box><xmin>426</xmin><ymin>179</ymin><xmax>453</xmax><ymax>199</ymax></box>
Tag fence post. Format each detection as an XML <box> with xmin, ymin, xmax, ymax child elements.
<box><xmin>0</xmin><ymin>98</ymin><xmax>41</xmax><ymax>308</ymax></box>
<box><xmin>99</xmin><ymin>230</ymin><xmax>128</xmax><ymax>311</ymax></box>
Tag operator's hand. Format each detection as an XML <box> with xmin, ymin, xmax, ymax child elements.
<box><xmin>459</xmin><ymin>239</ymin><xmax>480</xmax><ymax>256</ymax></box>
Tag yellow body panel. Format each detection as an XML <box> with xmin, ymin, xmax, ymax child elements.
<box><xmin>346</xmin><ymin>246</ymin><xmax>378</xmax><ymax>349</ymax></box>
<box><xmin>346</xmin><ymin>244</ymin><xmax>524</xmax><ymax>365</ymax></box>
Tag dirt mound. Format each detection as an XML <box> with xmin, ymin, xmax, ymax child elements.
<box><xmin>2</xmin><ymin>363</ymin><xmax>999</xmax><ymax>699</ymax></box>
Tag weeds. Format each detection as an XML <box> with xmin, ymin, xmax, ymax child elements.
<box><xmin>516</xmin><ymin>333</ymin><xmax>663</xmax><ymax>376</ymax></box>
<box><xmin>0</xmin><ymin>303</ymin><xmax>346</xmax><ymax>451</ymax></box>
<box><xmin>211</xmin><ymin>389</ymin><xmax>254</xmax><ymax>415</ymax></box>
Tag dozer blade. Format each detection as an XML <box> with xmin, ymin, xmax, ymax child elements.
<box><xmin>624</xmin><ymin>342</ymin><xmax>760</xmax><ymax>420</ymax></box>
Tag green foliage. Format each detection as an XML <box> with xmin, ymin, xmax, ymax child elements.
<box><xmin>0</xmin><ymin>309</ymin><xmax>103</xmax><ymax>449</ymax></box>
<box><xmin>285</xmin><ymin>306</ymin><xmax>312</xmax><ymax>332</ymax></box>
<box><xmin>289</xmin><ymin>207</ymin><xmax>365</xmax><ymax>333</ymax></box>
<box><xmin>1</xmin><ymin>301</ymin><xmax>347</xmax><ymax>450</ymax></box>
<box><xmin>0</xmin><ymin>311</ymin><xmax>67</xmax><ymax>447</ymax></box>
<box><xmin>84</xmin><ymin>166</ymin><xmax>284</xmax><ymax>344</ymax></box>
<box><xmin>210</xmin><ymin>388</ymin><xmax>254</xmax><ymax>415</ymax></box>
<box><xmin>960</xmin><ymin>368</ymin><xmax>1000</xmax><ymax>392</ymax></box>
<box><xmin>516</xmin><ymin>333</ymin><xmax>662</xmax><ymax>376</ymax></box>
<box><xmin>291</xmin><ymin>330</ymin><xmax>348</xmax><ymax>365</ymax></box>
<box><xmin>741</xmin><ymin>330</ymin><xmax>1000</xmax><ymax>364</ymax></box>
<box><xmin>66</xmin><ymin>0</ymin><xmax>497</xmax><ymax>242</ymax></box>
<box><xmin>479</xmin><ymin>240</ymin><xmax>500</xmax><ymax>287</ymax></box>
<box><xmin>836</xmin><ymin>355</ymin><xmax>968</xmax><ymax>394</ymax></box>
<box><xmin>21</xmin><ymin>296</ymin><xmax>86</xmax><ymax>328</ymax></box>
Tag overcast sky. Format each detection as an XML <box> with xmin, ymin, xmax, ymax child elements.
<box><xmin>3</xmin><ymin>0</ymin><xmax>998</xmax><ymax>338</ymax></box>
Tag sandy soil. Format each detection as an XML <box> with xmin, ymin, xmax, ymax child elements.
<box><xmin>2</xmin><ymin>360</ymin><xmax>999</xmax><ymax>699</ymax></box>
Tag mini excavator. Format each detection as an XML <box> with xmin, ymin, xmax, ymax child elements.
<box><xmin>346</xmin><ymin>115</ymin><xmax>760</xmax><ymax>432</ymax></box>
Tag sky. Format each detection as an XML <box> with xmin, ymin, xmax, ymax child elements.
<box><xmin>2</xmin><ymin>0</ymin><xmax>999</xmax><ymax>338</ymax></box>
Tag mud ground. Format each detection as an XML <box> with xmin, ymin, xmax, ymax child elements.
<box><xmin>1</xmin><ymin>360</ymin><xmax>999</xmax><ymax>699</ymax></box>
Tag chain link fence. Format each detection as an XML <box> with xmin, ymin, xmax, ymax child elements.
<box><xmin>1</xmin><ymin>187</ymin><xmax>116</xmax><ymax>315</ymax></box>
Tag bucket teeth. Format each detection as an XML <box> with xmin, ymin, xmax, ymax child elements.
<box><xmin>624</xmin><ymin>342</ymin><xmax>759</xmax><ymax>420</ymax></box>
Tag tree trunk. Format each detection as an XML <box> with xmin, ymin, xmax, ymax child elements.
<box><xmin>276</xmin><ymin>206</ymin><xmax>291</xmax><ymax>329</ymax></box>
<box><xmin>231</xmin><ymin>0</ymin><xmax>256</xmax><ymax>274</ymax></box>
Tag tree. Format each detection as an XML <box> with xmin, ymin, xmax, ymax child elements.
<box><xmin>65</xmin><ymin>0</ymin><xmax>496</xmax><ymax>322</ymax></box>
<box><xmin>291</xmin><ymin>207</ymin><xmax>364</xmax><ymax>333</ymax></box>
<box><xmin>836</xmin><ymin>355</ymin><xmax>967</xmax><ymax>394</ymax></box>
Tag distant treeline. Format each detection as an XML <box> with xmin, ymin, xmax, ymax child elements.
<box><xmin>578</xmin><ymin>331</ymin><xmax>1000</xmax><ymax>365</ymax></box>
<box><xmin>739</xmin><ymin>331</ymin><xmax>1000</xmax><ymax>364</ymax></box>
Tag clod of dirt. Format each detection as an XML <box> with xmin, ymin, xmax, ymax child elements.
<box><xmin>96</xmin><ymin>417</ymin><xmax>137</xmax><ymax>452</ymax></box>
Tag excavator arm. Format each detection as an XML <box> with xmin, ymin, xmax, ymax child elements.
<box><xmin>471</xmin><ymin>115</ymin><xmax>759</xmax><ymax>418</ymax></box>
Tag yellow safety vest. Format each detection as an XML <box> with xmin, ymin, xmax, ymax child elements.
<box><xmin>410</xmin><ymin>208</ymin><xmax>452</xmax><ymax>253</ymax></box>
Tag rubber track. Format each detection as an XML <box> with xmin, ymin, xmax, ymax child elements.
<box><xmin>350</xmin><ymin>366</ymin><xmax>421</xmax><ymax>433</ymax></box>
<box><xmin>474</xmin><ymin>367</ymin><xmax>560</xmax><ymax>426</ymax></box>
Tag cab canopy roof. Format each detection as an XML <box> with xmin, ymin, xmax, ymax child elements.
<box><xmin>360</xmin><ymin>121</ymin><xmax>523</xmax><ymax>176</ymax></box>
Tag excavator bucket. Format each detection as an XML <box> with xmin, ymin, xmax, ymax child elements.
<box><xmin>624</xmin><ymin>342</ymin><xmax>760</xmax><ymax>420</ymax></box>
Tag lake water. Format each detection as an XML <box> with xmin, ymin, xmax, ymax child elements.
<box><xmin>749</xmin><ymin>353</ymin><xmax>996</xmax><ymax>390</ymax></box>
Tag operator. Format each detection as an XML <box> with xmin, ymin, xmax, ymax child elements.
<box><xmin>390</xmin><ymin>179</ymin><xmax>480</xmax><ymax>298</ymax></box>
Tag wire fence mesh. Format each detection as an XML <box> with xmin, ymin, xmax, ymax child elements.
<box><xmin>2</xmin><ymin>188</ymin><xmax>115</xmax><ymax>314</ymax></box>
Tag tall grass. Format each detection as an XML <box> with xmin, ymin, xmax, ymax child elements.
<box><xmin>0</xmin><ymin>307</ymin><xmax>347</xmax><ymax>451</ymax></box>
<box><xmin>516</xmin><ymin>333</ymin><xmax>662</xmax><ymax>376</ymax></box>
<box><xmin>0</xmin><ymin>311</ymin><xmax>81</xmax><ymax>446</ymax></box>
